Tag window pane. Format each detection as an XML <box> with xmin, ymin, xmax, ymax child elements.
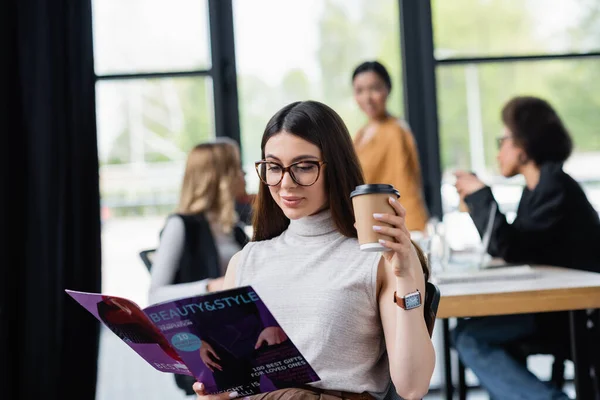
<box><xmin>233</xmin><ymin>0</ymin><xmax>403</xmax><ymax>192</ymax></box>
<box><xmin>97</xmin><ymin>76</ymin><xmax>214</xmax><ymax>296</ymax></box>
<box><xmin>97</xmin><ymin>75</ymin><xmax>215</xmax><ymax>302</ymax></box>
<box><xmin>433</xmin><ymin>0</ymin><xmax>600</xmax><ymax>58</ymax></box>
<box><xmin>437</xmin><ymin>59</ymin><xmax>600</xmax><ymax>216</ymax></box>
<box><xmin>93</xmin><ymin>0</ymin><xmax>211</xmax><ymax>75</ymax></box>
<box><xmin>97</xmin><ymin>77</ymin><xmax>214</xmax><ymax>221</ymax></box>
<box><xmin>96</xmin><ymin>77</ymin><xmax>214</xmax><ymax>398</ymax></box>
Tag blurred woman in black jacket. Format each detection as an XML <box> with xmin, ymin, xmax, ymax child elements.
<box><xmin>452</xmin><ymin>96</ymin><xmax>600</xmax><ymax>400</ymax></box>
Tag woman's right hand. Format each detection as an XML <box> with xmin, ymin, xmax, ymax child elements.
<box><xmin>454</xmin><ymin>170</ymin><xmax>485</xmax><ymax>199</ymax></box>
<box><xmin>192</xmin><ymin>382</ymin><xmax>240</xmax><ymax>400</ymax></box>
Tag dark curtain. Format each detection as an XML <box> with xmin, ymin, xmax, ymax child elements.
<box><xmin>1</xmin><ymin>0</ymin><xmax>101</xmax><ymax>399</ymax></box>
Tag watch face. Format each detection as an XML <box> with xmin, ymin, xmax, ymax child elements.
<box><xmin>404</xmin><ymin>292</ymin><xmax>421</xmax><ymax>310</ymax></box>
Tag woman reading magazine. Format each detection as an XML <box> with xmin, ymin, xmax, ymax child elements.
<box><xmin>192</xmin><ymin>101</ymin><xmax>435</xmax><ymax>400</ymax></box>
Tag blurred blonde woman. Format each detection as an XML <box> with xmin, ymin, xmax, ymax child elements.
<box><xmin>149</xmin><ymin>139</ymin><xmax>250</xmax><ymax>395</ymax></box>
<box><xmin>149</xmin><ymin>138</ymin><xmax>249</xmax><ymax>305</ymax></box>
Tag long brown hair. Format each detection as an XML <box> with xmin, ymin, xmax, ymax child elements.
<box><xmin>177</xmin><ymin>139</ymin><xmax>241</xmax><ymax>233</ymax></box>
<box><xmin>252</xmin><ymin>101</ymin><xmax>364</xmax><ymax>241</ymax></box>
<box><xmin>251</xmin><ymin>101</ymin><xmax>430</xmax><ymax>288</ymax></box>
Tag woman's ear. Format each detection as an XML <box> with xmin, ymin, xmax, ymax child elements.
<box><xmin>518</xmin><ymin>152</ymin><xmax>529</xmax><ymax>165</ymax></box>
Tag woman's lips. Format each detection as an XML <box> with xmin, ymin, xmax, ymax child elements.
<box><xmin>281</xmin><ymin>196</ymin><xmax>303</xmax><ymax>208</ymax></box>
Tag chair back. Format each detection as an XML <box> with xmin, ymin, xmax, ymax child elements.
<box><xmin>139</xmin><ymin>249</ymin><xmax>156</xmax><ymax>271</ymax></box>
<box><xmin>424</xmin><ymin>281</ymin><xmax>441</xmax><ymax>337</ymax></box>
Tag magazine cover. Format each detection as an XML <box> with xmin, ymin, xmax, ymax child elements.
<box><xmin>66</xmin><ymin>286</ymin><xmax>320</xmax><ymax>395</ymax></box>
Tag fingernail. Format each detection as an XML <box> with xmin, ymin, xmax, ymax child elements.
<box><xmin>229</xmin><ymin>392</ymin><xmax>239</xmax><ymax>398</ymax></box>
<box><xmin>378</xmin><ymin>239</ymin><xmax>387</xmax><ymax>245</ymax></box>
<box><xmin>389</xmin><ymin>197</ymin><xmax>397</xmax><ymax>203</ymax></box>
<box><xmin>193</xmin><ymin>382</ymin><xmax>203</xmax><ymax>390</ymax></box>
<box><xmin>373</xmin><ymin>213</ymin><xmax>383</xmax><ymax>219</ymax></box>
<box><xmin>373</xmin><ymin>225</ymin><xmax>382</xmax><ymax>232</ymax></box>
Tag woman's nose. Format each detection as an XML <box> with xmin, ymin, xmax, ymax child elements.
<box><xmin>280</xmin><ymin>170</ymin><xmax>297</xmax><ymax>188</ymax></box>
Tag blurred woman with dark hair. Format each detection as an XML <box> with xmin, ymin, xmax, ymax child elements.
<box><xmin>453</xmin><ymin>96</ymin><xmax>600</xmax><ymax>400</ymax></box>
<box><xmin>351</xmin><ymin>61</ymin><xmax>429</xmax><ymax>231</ymax></box>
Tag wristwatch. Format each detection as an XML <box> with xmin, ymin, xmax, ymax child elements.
<box><xmin>393</xmin><ymin>290</ymin><xmax>422</xmax><ymax>310</ymax></box>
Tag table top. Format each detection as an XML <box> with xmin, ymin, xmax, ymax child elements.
<box><xmin>434</xmin><ymin>265</ymin><xmax>600</xmax><ymax>318</ymax></box>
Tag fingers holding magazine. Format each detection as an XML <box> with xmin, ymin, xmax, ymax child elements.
<box><xmin>193</xmin><ymin>382</ymin><xmax>239</xmax><ymax>400</ymax></box>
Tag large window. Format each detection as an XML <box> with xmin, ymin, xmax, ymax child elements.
<box><xmin>93</xmin><ymin>0</ymin><xmax>211</xmax><ymax>74</ymax></box>
<box><xmin>94</xmin><ymin>0</ymin><xmax>215</xmax><ymax>300</ymax></box>
<box><xmin>433</xmin><ymin>0</ymin><xmax>600</xmax><ymax>220</ymax></box>
<box><xmin>93</xmin><ymin>1</ymin><xmax>216</xmax><ymax>399</ymax></box>
<box><xmin>233</xmin><ymin>0</ymin><xmax>404</xmax><ymax>191</ymax></box>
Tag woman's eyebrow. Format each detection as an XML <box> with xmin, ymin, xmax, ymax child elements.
<box><xmin>265</xmin><ymin>154</ymin><xmax>319</xmax><ymax>163</ymax></box>
<box><xmin>264</xmin><ymin>154</ymin><xmax>281</xmax><ymax>162</ymax></box>
<box><xmin>291</xmin><ymin>155</ymin><xmax>319</xmax><ymax>162</ymax></box>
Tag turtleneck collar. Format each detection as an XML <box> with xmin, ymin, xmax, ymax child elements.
<box><xmin>287</xmin><ymin>209</ymin><xmax>338</xmax><ymax>239</ymax></box>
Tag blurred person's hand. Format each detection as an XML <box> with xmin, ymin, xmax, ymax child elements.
<box><xmin>199</xmin><ymin>341</ymin><xmax>222</xmax><ymax>372</ymax></box>
<box><xmin>207</xmin><ymin>277</ymin><xmax>225</xmax><ymax>292</ymax></box>
<box><xmin>454</xmin><ymin>171</ymin><xmax>485</xmax><ymax>199</ymax></box>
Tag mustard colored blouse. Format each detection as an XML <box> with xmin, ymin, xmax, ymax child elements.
<box><xmin>354</xmin><ymin>116</ymin><xmax>429</xmax><ymax>231</ymax></box>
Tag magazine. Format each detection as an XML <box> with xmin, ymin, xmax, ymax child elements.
<box><xmin>66</xmin><ymin>286</ymin><xmax>320</xmax><ymax>395</ymax></box>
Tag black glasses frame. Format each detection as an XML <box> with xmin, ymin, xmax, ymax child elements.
<box><xmin>254</xmin><ymin>160</ymin><xmax>327</xmax><ymax>187</ymax></box>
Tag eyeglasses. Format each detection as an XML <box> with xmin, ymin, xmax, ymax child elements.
<box><xmin>496</xmin><ymin>135</ymin><xmax>513</xmax><ymax>149</ymax></box>
<box><xmin>255</xmin><ymin>160</ymin><xmax>326</xmax><ymax>187</ymax></box>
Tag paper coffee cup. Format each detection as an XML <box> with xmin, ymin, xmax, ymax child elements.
<box><xmin>350</xmin><ymin>184</ymin><xmax>400</xmax><ymax>252</ymax></box>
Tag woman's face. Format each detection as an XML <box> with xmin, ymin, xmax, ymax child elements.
<box><xmin>232</xmin><ymin>162</ymin><xmax>247</xmax><ymax>199</ymax></box>
<box><xmin>352</xmin><ymin>71</ymin><xmax>389</xmax><ymax>120</ymax></box>
<box><xmin>263</xmin><ymin>132</ymin><xmax>328</xmax><ymax>220</ymax></box>
<box><xmin>496</xmin><ymin>126</ymin><xmax>525</xmax><ymax>177</ymax></box>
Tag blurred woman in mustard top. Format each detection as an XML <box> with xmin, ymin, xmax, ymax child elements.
<box><xmin>352</xmin><ymin>61</ymin><xmax>429</xmax><ymax>231</ymax></box>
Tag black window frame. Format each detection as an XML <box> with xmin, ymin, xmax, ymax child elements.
<box><xmin>94</xmin><ymin>0</ymin><xmax>240</xmax><ymax>145</ymax></box>
<box><xmin>399</xmin><ymin>0</ymin><xmax>600</xmax><ymax>219</ymax></box>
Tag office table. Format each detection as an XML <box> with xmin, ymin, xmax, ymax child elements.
<box><xmin>434</xmin><ymin>265</ymin><xmax>600</xmax><ymax>399</ymax></box>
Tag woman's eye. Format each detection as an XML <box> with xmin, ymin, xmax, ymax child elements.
<box><xmin>295</xmin><ymin>164</ymin><xmax>317</xmax><ymax>172</ymax></box>
<box><xmin>267</xmin><ymin>165</ymin><xmax>282</xmax><ymax>172</ymax></box>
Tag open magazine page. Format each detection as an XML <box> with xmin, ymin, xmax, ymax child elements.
<box><xmin>144</xmin><ymin>286</ymin><xmax>320</xmax><ymax>396</ymax></box>
<box><xmin>65</xmin><ymin>290</ymin><xmax>191</xmax><ymax>376</ymax></box>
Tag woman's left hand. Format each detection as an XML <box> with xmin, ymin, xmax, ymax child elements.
<box><xmin>373</xmin><ymin>197</ymin><xmax>418</xmax><ymax>277</ymax></box>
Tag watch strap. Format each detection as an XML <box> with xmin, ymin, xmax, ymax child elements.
<box><xmin>393</xmin><ymin>291</ymin><xmax>406</xmax><ymax>309</ymax></box>
<box><xmin>393</xmin><ymin>290</ymin><xmax>421</xmax><ymax>310</ymax></box>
